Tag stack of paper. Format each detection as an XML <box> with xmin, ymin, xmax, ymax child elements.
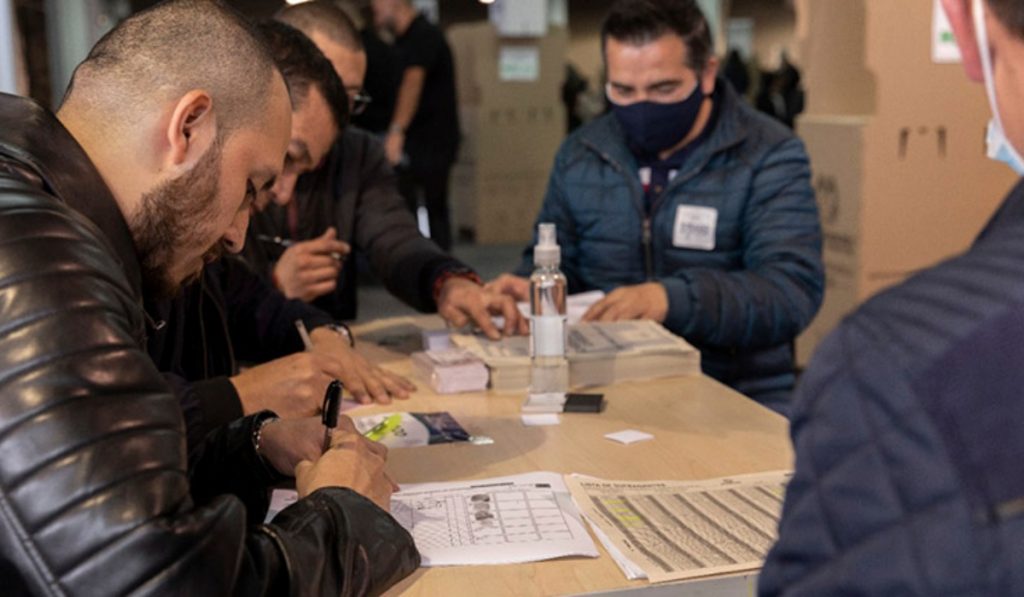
<box><xmin>411</xmin><ymin>348</ymin><xmax>489</xmax><ymax>394</ymax></box>
<box><xmin>565</xmin><ymin>471</ymin><xmax>792</xmax><ymax>583</ymax></box>
<box><xmin>452</xmin><ymin>320</ymin><xmax>701</xmax><ymax>393</ymax></box>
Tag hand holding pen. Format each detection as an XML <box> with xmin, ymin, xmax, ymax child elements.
<box><xmin>321</xmin><ymin>380</ymin><xmax>343</xmax><ymax>452</ymax></box>
<box><xmin>264</xmin><ymin>227</ymin><xmax>351</xmax><ymax>302</ymax></box>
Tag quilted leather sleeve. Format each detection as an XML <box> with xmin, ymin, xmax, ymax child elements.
<box><xmin>0</xmin><ymin>180</ymin><xmax>418</xmax><ymax>595</ymax></box>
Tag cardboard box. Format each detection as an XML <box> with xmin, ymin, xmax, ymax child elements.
<box><xmin>793</xmin><ymin>0</ymin><xmax>1018</xmax><ymax>365</ymax></box>
<box><xmin>448</xmin><ymin>22</ymin><xmax>567</xmax><ymax>244</ymax></box>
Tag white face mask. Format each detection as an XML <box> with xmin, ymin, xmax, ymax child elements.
<box><xmin>974</xmin><ymin>0</ymin><xmax>1024</xmax><ymax>175</ymax></box>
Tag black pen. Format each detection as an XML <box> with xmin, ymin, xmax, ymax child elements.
<box><xmin>321</xmin><ymin>380</ymin><xmax>343</xmax><ymax>452</ymax></box>
<box><xmin>256</xmin><ymin>233</ymin><xmax>345</xmax><ymax>261</ymax></box>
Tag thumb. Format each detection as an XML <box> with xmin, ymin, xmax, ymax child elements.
<box><xmin>295</xmin><ymin>459</ymin><xmax>314</xmax><ymax>479</ymax></box>
<box><xmin>320</xmin><ymin>226</ymin><xmax>338</xmax><ymax>240</ymax></box>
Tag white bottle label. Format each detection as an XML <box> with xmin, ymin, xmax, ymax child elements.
<box><xmin>531</xmin><ymin>315</ymin><xmax>566</xmax><ymax>357</ymax></box>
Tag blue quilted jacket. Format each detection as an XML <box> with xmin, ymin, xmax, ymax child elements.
<box><xmin>516</xmin><ymin>82</ymin><xmax>824</xmax><ymax>413</ymax></box>
<box><xmin>760</xmin><ymin>179</ymin><xmax>1024</xmax><ymax>595</ymax></box>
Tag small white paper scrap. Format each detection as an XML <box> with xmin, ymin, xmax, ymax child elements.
<box><xmin>604</xmin><ymin>430</ymin><xmax>654</xmax><ymax>445</ymax></box>
<box><xmin>521</xmin><ymin>413</ymin><xmax>561</xmax><ymax>426</ymax></box>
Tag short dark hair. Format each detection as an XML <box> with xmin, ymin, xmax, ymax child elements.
<box><xmin>601</xmin><ymin>0</ymin><xmax>713</xmax><ymax>72</ymax></box>
<box><xmin>988</xmin><ymin>0</ymin><xmax>1024</xmax><ymax>39</ymax></box>
<box><xmin>62</xmin><ymin>0</ymin><xmax>277</xmax><ymax>137</ymax></box>
<box><xmin>257</xmin><ymin>20</ymin><xmax>349</xmax><ymax>132</ymax></box>
<box><xmin>276</xmin><ymin>0</ymin><xmax>365</xmax><ymax>52</ymax></box>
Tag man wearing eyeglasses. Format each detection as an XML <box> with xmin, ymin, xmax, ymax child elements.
<box><xmin>488</xmin><ymin>0</ymin><xmax>824</xmax><ymax>415</ymax></box>
<box><xmin>247</xmin><ymin>1</ymin><xmax>524</xmax><ymax>341</ymax></box>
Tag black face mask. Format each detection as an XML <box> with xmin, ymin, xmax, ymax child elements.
<box><xmin>610</xmin><ymin>83</ymin><xmax>705</xmax><ymax>155</ymax></box>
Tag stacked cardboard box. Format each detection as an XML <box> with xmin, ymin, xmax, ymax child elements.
<box><xmin>448</xmin><ymin>22</ymin><xmax>567</xmax><ymax>245</ymax></box>
<box><xmin>793</xmin><ymin>0</ymin><xmax>1017</xmax><ymax>366</ymax></box>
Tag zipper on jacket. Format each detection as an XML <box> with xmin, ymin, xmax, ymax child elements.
<box><xmin>582</xmin><ymin>142</ymin><xmax>655</xmax><ymax>282</ymax></box>
<box><xmin>642</xmin><ymin>217</ymin><xmax>654</xmax><ymax>280</ymax></box>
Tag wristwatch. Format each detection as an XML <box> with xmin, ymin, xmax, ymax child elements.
<box><xmin>252</xmin><ymin>412</ymin><xmax>280</xmax><ymax>455</ymax></box>
<box><xmin>321</xmin><ymin>322</ymin><xmax>355</xmax><ymax>347</ymax></box>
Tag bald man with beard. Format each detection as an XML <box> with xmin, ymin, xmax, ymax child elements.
<box><xmin>0</xmin><ymin>1</ymin><xmax>418</xmax><ymax>594</ymax></box>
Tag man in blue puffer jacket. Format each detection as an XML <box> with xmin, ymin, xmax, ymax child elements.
<box><xmin>760</xmin><ymin>0</ymin><xmax>1024</xmax><ymax>594</ymax></box>
<box><xmin>488</xmin><ymin>0</ymin><xmax>824</xmax><ymax>415</ymax></box>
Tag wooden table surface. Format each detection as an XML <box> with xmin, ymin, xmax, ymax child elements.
<box><xmin>351</xmin><ymin>317</ymin><xmax>793</xmax><ymax>596</ymax></box>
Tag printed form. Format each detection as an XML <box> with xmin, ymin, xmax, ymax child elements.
<box><xmin>392</xmin><ymin>472</ymin><xmax>598</xmax><ymax>566</ymax></box>
<box><xmin>566</xmin><ymin>471</ymin><xmax>792</xmax><ymax>584</ymax></box>
<box><xmin>266</xmin><ymin>472</ymin><xmax>599</xmax><ymax>567</ymax></box>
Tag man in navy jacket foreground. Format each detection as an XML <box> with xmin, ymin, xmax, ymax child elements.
<box><xmin>761</xmin><ymin>0</ymin><xmax>1024</xmax><ymax>594</ymax></box>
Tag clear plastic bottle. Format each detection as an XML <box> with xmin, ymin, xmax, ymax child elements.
<box><xmin>529</xmin><ymin>223</ymin><xmax>569</xmax><ymax>395</ymax></box>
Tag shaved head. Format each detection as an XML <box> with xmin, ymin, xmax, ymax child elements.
<box><xmin>276</xmin><ymin>0</ymin><xmax>364</xmax><ymax>52</ymax></box>
<box><xmin>258</xmin><ymin>20</ymin><xmax>349</xmax><ymax>130</ymax></box>
<box><xmin>60</xmin><ymin>0</ymin><xmax>278</xmax><ymax>138</ymax></box>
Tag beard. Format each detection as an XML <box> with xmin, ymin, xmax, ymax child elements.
<box><xmin>131</xmin><ymin>135</ymin><xmax>225</xmax><ymax>300</ymax></box>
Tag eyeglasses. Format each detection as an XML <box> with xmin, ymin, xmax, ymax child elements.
<box><xmin>351</xmin><ymin>91</ymin><xmax>373</xmax><ymax>116</ymax></box>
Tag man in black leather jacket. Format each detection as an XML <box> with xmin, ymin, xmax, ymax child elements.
<box><xmin>247</xmin><ymin>1</ymin><xmax>527</xmax><ymax>342</ymax></box>
<box><xmin>0</xmin><ymin>2</ymin><xmax>418</xmax><ymax>595</ymax></box>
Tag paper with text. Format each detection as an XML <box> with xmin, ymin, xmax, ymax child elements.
<box><xmin>392</xmin><ymin>472</ymin><xmax>598</xmax><ymax>567</ymax></box>
<box><xmin>566</xmin><ymin>471</ymin><xmax>791</xmax><ymax>583</ymax></box>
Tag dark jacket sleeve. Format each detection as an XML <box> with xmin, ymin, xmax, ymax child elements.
<box><xmin>165</xmin><ymin>372</ymin><xmax>244</xmax><ymax>452</ymax></box>
<box><xmin>0</xmin><ymin>190</ymin><xmax>418</xmax><ymax>596</ymax></box>
<box><xmin>660</xmin><ymin>136</ymin><xmax>824</xmax><ymax>349</ymax></box>
<box><xmin>758</xmin><ymin>316</ymin><xmax>984</xmax><ymax>596</ymax></box>
<box><xmin>216</xmin><ymin>257</ymin><xmax>334</xmax><ymax>363</ymax></box>
<box><xmin>348</xmin><ymin>130</ymin><xmax>471</xmax><ymax>311</ymax></box>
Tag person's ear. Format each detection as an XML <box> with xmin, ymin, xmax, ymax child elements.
<box><xmin>943</xmin><ymin>0</ymin><xmax>984</xmax><ymax>82</ymax></box>
<box><xmin>701</xmin><ymin>56</ymin><xmax>720</xmax><ymax>95</ymax></box>
<box><xmin>165</xmin><ymin>90</ymin><xmax>217</xmax><ymax>170</ymax></box>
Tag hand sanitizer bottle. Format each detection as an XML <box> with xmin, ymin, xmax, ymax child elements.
<box><xmin>529</xmin><ymin>223</ymin><xmax>569</xmax><ymax>397</ymax></box>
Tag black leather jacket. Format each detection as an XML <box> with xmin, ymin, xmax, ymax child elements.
<box><xmin>0</xmin><ymin>93</ymin><xmax>419</xmax><ymax>596</ymax></box>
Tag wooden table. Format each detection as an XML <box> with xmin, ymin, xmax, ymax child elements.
<box><xmin>352</xmin><ymin>317</ymin><xmax>793</xmax><ymax>596</ymax></box>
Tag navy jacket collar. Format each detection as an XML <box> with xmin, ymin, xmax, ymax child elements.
<box><xmin>0</xmin><ymin>93</ymin><xmax>143</xmax><ymax>301</ymax></box>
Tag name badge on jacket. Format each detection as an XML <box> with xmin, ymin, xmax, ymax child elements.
<box><xmin>673</xmin><ymin>205</ymin><xmax>718</xmax><ymax>251</ymax></box>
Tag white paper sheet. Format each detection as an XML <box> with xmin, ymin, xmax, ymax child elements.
<box><xmin>567</xmin><ymin>471</ymin><xmax>792</xmax><ymax>584</ymax></box>
<box><xmin>604</xmin><ymin>429</ymin><xmax>655</xmax><ymax>445</ymax></box>
<box><xmin>391</xmin><ymin>472</ymin><xmax>599</xmax><ymax>567</ymax></box>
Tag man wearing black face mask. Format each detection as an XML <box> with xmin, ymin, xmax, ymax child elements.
<box><xmin>488</xmin><ymin>0</ymin><xmax>824</xmax><ymax>415</ymax></box>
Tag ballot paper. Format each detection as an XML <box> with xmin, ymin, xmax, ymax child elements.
<box><xmin>455</xmin><ymin>319</ymin><xmax>701</xmax><ymax>392</ymax></box>
<box><xmin>410</xmin><ymin>348</ymin><xmax>489</xmax><ymax>394</ymax></box>
<box><xmin>266</xmin><ymin>490</ymin><xmax>298</xmax><ymax>523</ymax></box>
<box><xmin>566</xmin><ymin>471</ymin><xmax>792</xmax><ymax>584</ymax></box>
<box><xmin>391</xmin><ymin>472</ymin><xmax>599</xmax><ymax>567</ymax></box>
<box><xmin>517</xmin><ymin>290</ymin><xmax>606</xmax><ymax>324</ymax></box>
<box><xmin>492</xmin><ymin>290</ymin><xmax>605</xmax><ymax>329</ymax></box>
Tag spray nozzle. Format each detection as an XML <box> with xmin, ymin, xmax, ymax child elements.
<box><xmin>534</xmin><ymin>223</ymin><xmax>561</xmax><ymax>267</ymax></box>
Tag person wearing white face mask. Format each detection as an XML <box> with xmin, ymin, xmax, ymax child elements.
<box><xmin>759</xmin><ymin>1</ymin><xmax>1024</xmax><ymax>595</ymax></box>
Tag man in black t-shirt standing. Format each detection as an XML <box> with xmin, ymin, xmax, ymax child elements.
<box><xmin>373</xmin><ymin>0</ymin><xmax>460</xmax><ymax>251</ymax></box>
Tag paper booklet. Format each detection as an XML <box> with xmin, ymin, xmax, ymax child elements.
<box><xmin>266</xmin><ymin>472</ymin><xmax>599</xmax><ymax>568</ymax></box>
<box><xmin>410</xmin><ymin>347</ymin><xmax>489</xmax><ymax>394</ymax></box>
<box><xmin>565</xmin><ymin>471</ymin><xmax>792</xmax><ymax>584</ymax></box>
<box><xmin>451</xmin><ymin>319</ymin><xmax>701</xmax><ymax>393</ymax></box>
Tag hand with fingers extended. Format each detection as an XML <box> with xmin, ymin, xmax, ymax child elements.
<box><xmin>294</xmin><ymin>430</ymin><xmax>397</xmax><ymax>511</ymax></box>
<box><xmin>273</xmin><ymin>227</ymin><xmax>351</xmax><ymax>302</ymax></box>
<box><xmin>582</xmin><ymin>282</ymin><xmax>669</xmax><ymax>323</ymax></box>
<box><xmin>438</xmin><ymin>276</ymin><xmax>529</xmax><ymax>340</ymax></box>
<box><xmin>484</xmin><ymin>273</ymin><xmax>531</xmax><ymax>302</ymax></box>
<box><xmin>230</xmin><ymin>352</ymin><xmax>342</xmax><ymax>418</ymax></box>
<box><xmin>309</xmin><ymin>326</ymin><xmax>417</xmax><ymax>405</ymax></box>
